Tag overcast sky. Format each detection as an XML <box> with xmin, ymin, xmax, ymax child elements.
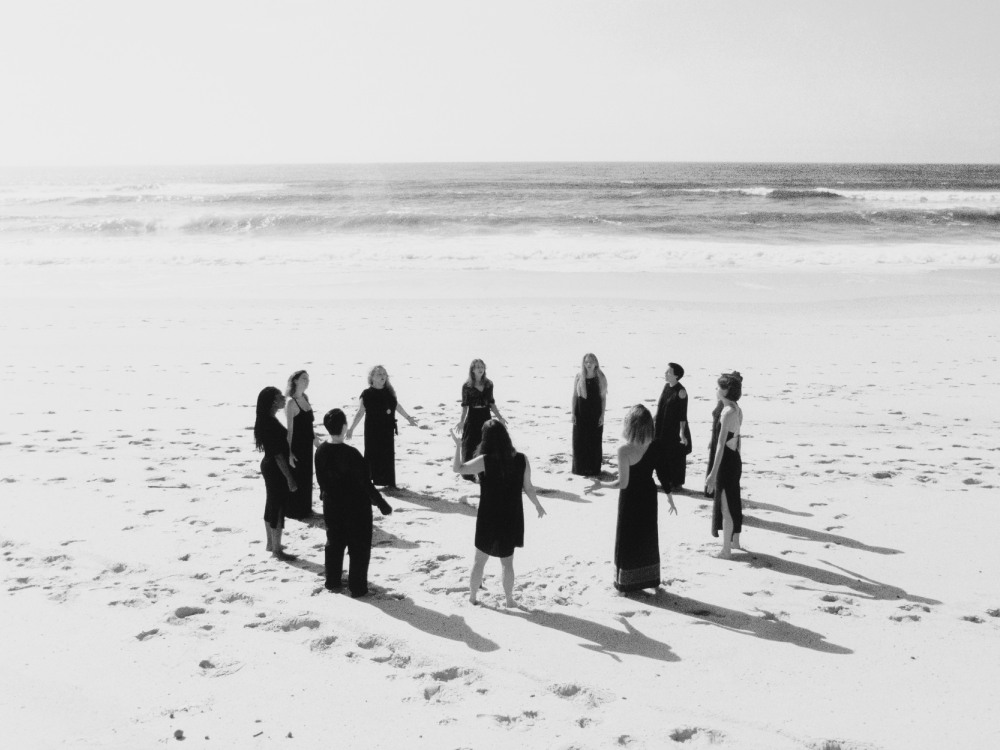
<box><xmin>2</xmin><ymin>0</ymin><xmax>998</xmax><ymax>165</ymax></box>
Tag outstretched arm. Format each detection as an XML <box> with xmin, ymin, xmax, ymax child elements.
<box><xmin>346</xmin><ymin>401</ymin><xmax>366</xmax><ymax>440</ymax></box>
<box><xmin>450</xmin><ymin>428</ymin><xmax>485</xmax><ymax>475</ymax></box>
<box><xmin>395</xmin><ymin>403</ymin><xmax>418</xmax><ymax>427</ymax></box>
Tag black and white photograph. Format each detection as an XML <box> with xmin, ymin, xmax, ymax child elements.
<box><xmin>2</xmin><ymin>2</ymin><xmax>998</xmax><ymax>748</ymax></box>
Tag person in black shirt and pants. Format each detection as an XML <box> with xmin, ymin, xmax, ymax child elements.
<box><xmin>315</xmin><ymin>408</ymin><xmax>392</xmax><ymax>597</ymax></box>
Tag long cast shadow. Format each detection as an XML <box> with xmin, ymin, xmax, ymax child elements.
<box><xmin>387</xmin><ymin>487</ymin><xmax>478</xmax><ymax>517</ymax></box>
<box><xmin>364</xmin><ymin>596</ymin><xmax>500</xmax><ymax>652</ymax></box>
<box><xmin>743</xmin><ymin>516</ymin><xmax>902</xmax><ymax>555</ymax></box>
<box><xmin>535</xmin><ymin>487</ymin><xmax>591</xmax><ymax>504</ymax></box>
<box><xmin>644</xmin><ymin>589</ymin><xmax>852</xmax><ymax>655</ymax></box>
<box><xmin>298</xmin><ymin>513</ymin><xmax>421</xmax><ymax>549</ymax></box>
<box><xmin>745</xmin><ymin>500</ymin><xmax>813</xmax><ymax>518</ymax></box>
<box><xmin>503</xmin><ymin>608</ymin><xmax>679</xmax><ymax>663</ymax></box>
<box><xmin>747</xmin><ymin>553</ymin><xmax>940</xmax><ymax>605</ymax></box>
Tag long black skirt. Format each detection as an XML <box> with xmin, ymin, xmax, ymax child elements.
<box><xmin>364</xmin><ymin>419</ymin><xmax>396</xmax><ymax>487</ymax></box>
<box><xmin>614</xmin><ymin>487</ymin><xmax>660</xmax><ymax>592</ymax></box>
<box><xmin>461</xmin><ymin>408</ymin><xmax>490</xmax><ymax>480</ymax></box>
<box><xmin>572</xmin><ymin>421</ymin><xmax>603</xmax><ymax>476</ymax></box>
<box><xmin>711</xmin><ymin>447</ymin><xmax>743</xmax><ymax>539</ymax></box>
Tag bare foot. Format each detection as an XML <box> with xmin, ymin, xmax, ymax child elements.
<box><xmin>469</xmin><ymin>594</ymin><xmax>479</xmax><ymax>605</ymax></box>
<box><xmin>273</xmin><ymin>550</ymin><xmax>298</xmax><ymax>561</ymax></box>
<box><xmin>714</xmin><ymin>551</ymin><xmax>733</xmax><ymax>560</ymax></box>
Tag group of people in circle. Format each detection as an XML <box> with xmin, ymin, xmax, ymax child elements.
<box><xmin>253</xmin><ymin>358</ymin><xmax>745</xmax><ymax>603</ymax></box>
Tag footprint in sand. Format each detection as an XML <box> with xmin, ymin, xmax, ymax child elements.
<box><xmin>669</xmin><ymin>727</ymin><xmax>726</xmax><ymax>744</ymax></box>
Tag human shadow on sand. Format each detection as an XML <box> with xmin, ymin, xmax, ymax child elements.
<box><xmin>743</xmin><ymin>517</ymin><xmax>902</xmax><ymax>555</ymax></box>
<box><xmin>298</xmin><ymin>514</ymin><xmax>421</xmax><ymax>549</ymax></box>
<box><xmin>385</xmin><ymin>488</ymin><xmax>478</xmax><ymax>518</ymax></box>
<box><xmin>747</xmin><ymin>553</ymin><xmax>940</xmax><ymax>605</ymax></box>
<box><xmin>535</xmin><ymin>487</ymin><xmax>590</xmax><ymax>504</ymax></box>
<box><xmin>644</xmin><ymin>589</ymin><xmax>852</xmax><ymax>655</ymax></box>
<box><xmin>503</xmin><ymin>608</ymin><xmax>679</xmax><ymax>663</ymax></box>
<box><xmin>745</xmin><ymin>500</ymin><xmax>813</xmax><ymax>518</ymax></box>
<box><xmin>364</xmin><ymin>596</ymin><xmax>500</xmax><ymax>653</ymax></box>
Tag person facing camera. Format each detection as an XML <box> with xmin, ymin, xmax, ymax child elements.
<box><xmin>315</xmin><ymin>408</ymin><xmax>392</xmax><ymax>597</ymax></box>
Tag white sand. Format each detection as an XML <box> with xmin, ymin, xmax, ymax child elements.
<box><xmin>2</xmin><ymin>263</ymin><xmax>999</xmax><ymax>749</ymax></box>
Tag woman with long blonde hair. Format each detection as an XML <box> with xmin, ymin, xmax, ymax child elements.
<box><xmin>571</xmin><ymin>352</ymin><xmax>608</xmax><ymax>476</ymax></box>
<box><xmin>455</xmin><ymin>359</ymin><xmax>508</xmax><ymax>481</ymax></box>
<box><xmin>347</xmin><ymin>365</ymin><xmax>418</xmax><ymax>488</ymax></box>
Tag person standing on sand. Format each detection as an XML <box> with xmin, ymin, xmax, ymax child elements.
<box><xmin>346</xmin><ymin>365</ymin><xmax>419</xmax><ymax>489</ymax></box>
<box><xmin>451</xmin><ymin>420</ymin><xmax>546</xmax><ymax>607</ymax></box>
<box><xmin>598</xmin><ymin>405</ymin><xmax>677</xmax><ymax>593</ymax></box>
<box><xmin>254</xmin><ymin>386</ymin><xmax>298</xmax><ymax>561</ymax></box>
<box><xmin>285</xmin><ymin>370</ymin><xmax>320</xmax><ymax>519</ymax></box>
<box><xmin>456</xmin><ymin>359</ymin><xmax>508</xmax><ymax>482</ymax></box>
<box><xmin>315</xmin><ymin>408</ymin><xmax>393</xmax><ymax>597</ymax></box>
<box><xmin>704</xmin><ymin>399</ymin><xmax>724</xmax><ymax>497</ymax></box>
<box><xmin>653</xmin><ymin>362</ymin><xmax>691</xmax><ymax>491</ymax></box>
<box><xmin>706</xmin><ymin>371</ymin><xmax>744</xmax><ymax>558</ymax></box>
<box><xmin>571</xmin><ymin>352</ymin><xmax>608</xmax><ymax>477</ymax></box>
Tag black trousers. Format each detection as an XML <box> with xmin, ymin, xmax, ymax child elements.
<box><xmin>324</xmin><ymin>516</ymin><xmax>373</xmax><ymax>596</ymax></box>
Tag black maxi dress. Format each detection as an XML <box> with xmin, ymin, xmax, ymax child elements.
<box><xmin>654</xmin><ymin>383</ymin><xmax>691</xmax><ymax>490</ymax></box>
<box><xmin>572</xmin><ymin>377</ymin><xmax>603</xmax><ymax>476</ymax></box>
<box><xmin>286</xmin><ymin>403</ymin><xmax>315</xmax><ymax>520</ymax></box>
<box><xmin>461</xmin><ymin>380</ymin><xmax>494</xmax><ymax>481</ymax></box>
<box><xmin>704</xmin><ymin>401</ymin><xmax>724</xmax><ymax>497</ymax></box>
<box><xmin>711</xmin><ymin>431</ymin><xmax>743</xmax><ymax>540</ymax></box>
<box><xmin>259</xmin><ymin>417</ymin><xmax>290</xmax><ymax>529</ymax></box>
<box><xmin>614</xmin><ymin>439</ymin><xmax>671</xmax><ymax>592</ymax></box>
<box><xmin>361</xmin><ymin>387</ymin><xmax>398</xmax><ymax>487</ymax></box>
<box><xmin>475</xmin><ymin>453</ymin><xmax>527</xmax><ymax>558</ymax></box>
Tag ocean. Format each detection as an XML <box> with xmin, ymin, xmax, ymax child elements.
<box><xmin>2</xmin><ymin>163</ymin><xmax>998</xmax><ymax>269</ymax></box>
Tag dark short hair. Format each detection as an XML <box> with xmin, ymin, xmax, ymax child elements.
<box><xmin>323</xmin><ymin>408</ymin><xmax>347</xmax><ymax>435</ymax></box>
<box><xmin>718</xmin><ymin>371</ymin><xmax>743</xmax><ymax>402</ymax></box>
<box><xmin>668</xmin><ymin>362</ymin><xmax>684</xmax><ymax>380</ymax></box>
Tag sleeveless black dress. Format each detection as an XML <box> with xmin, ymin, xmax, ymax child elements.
<box><xmin>475</xmin><ymin>453</ymin><xmax>527</xmax><ymax>557</ymax></box>
<box><xmin>572</xmin><ymin>377</ymin><xmax>603</xmax><ymax>476</ymax></box>
<box><xmin>654</xmin><ymin>383</ymin><xmax>691</xmax><ymax>489</ymax></box>
<box><xmin>286</xmin><ymin>402</ymin><xmax>315</xmax><ymax>519</ymax></box>
<box><xmin>260</xmin><ymin>417</ymin><xmax>290</xmax><ymax>529</ymax></box>
<box><xmin>361</xmin><ymin>387</ymin><xmax>398</xmax><ymax>487</ymax></box>
<box><xmin>614</xmin><ymin>439</ymin><xmax>671</xmax><ymax>592</ymax></box>
<box><xmin>711</xmin><ymin>431</ymin><xmax>743</xmax><ymax>539</ymax></box>
<box><xmin>461</xmin><ymin>380</ymin><xmax>494</xmax><ymax>481</ymax></box>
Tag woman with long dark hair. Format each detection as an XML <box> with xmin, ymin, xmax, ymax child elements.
<box><xmin>254</xmin><ymin>386</ymin><xmax>298</xmax><ymax>560</ymax></box>
<box><xmin>347</xmin><ymin>364</ymin><xmax>418</xmax><ymax>488</ymax></box>
<box><xmin>456</xmin><ymin>359</ymin><xmax>507</xmax><ymax>482</ymax></box>
<box><xmin>599</xmin><ymin>405</ymin><xmax>676</xmax><ymax>593</ymax></box>
<box><xmin>571</xmin><ymin>352</ymin><xmax>608</xmax><ymax>476</ymax></box>
<box><xmin>284</xmin><ymin>370</ymin><xmax>319</xmax><ymax>519</ymax></box>
<box><xmin>654</xmin><ymin>362</ymin><xmax>691</xmax><ymax>491</ymax></box>
<box><xmin>707</xmin><ymin>371</ymin><xmax>744</xmax><ymax>558</ymax></box>
<box><xmin>451</xmin><ymin>420</ymin><xmax>545</xmax><ymax>607</ymax></box>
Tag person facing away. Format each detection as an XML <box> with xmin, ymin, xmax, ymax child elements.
<box><xmin>315</xmin><ymin>408</ymin><xmax>392</xmax><ymax>597</ymax></box>
<box><xmin>706</xmin><ymin>371</ymin><xmax>744</xmax><ymax>559</ymax></box>
<box><xmin>346</xmin><ymin>364</ymin><xmax>419</xmax><ymax>488</ymax></box>
<box><xmin>450</xmin><ymin>419</ymin><xmax>545</xmax><ymax>608</ymax></box>
<box><xmin>571</xmin><ymin>352</ymin><xmax>608</xmax><ymax>477</ymax></box>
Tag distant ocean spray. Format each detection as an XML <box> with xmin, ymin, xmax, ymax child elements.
<box><xmin>2</xmin><ymin>163</ymin><xmax>998</xmax><ymax>268</ymax></box>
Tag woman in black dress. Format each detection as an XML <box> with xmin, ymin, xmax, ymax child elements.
<box><xmin>284</xmin><ymin>370</ymin><xmax>319</xmax><ymax>519</ymax></box>
<box><xmin>653</xmin><ymin>362</ymin><xmax>691</xmax><ymax>491</ymax></box>
<box><xmin>706</xmin><ymin>371</ymin><xmax>744</xmax><ymax>559</ymax></box>
<box><xmin>253</xmin><ymin>386</ymin><xmax>298</xmax><ymax>560</ymax></box>
<box><xmin>456</xmin><ymin>359</ymin><xmax>508</xmax><ymax>482</ymax></box>
<box><xmin>599</xmin><ymin>405</ymin><xmax>677</xmax><ymax>593</ymax></box>
<box><xmin>704</xmin><ymin>399</ymin><xmax>724</xmax><ymax>497</ymax></box>
<box><xmin>571</xmin><ymin>352</ymin><xmax>607</xmax><ymax>476</ymax></box>
<box><xmin>347</xmin><ymin>365</ymin><xmax>419</xmax><ymax>488</ymax></box>
<box><xmin>451</xmin><ymin>420</ymin><xmax>546</xmax><ymax>607</ymax></box>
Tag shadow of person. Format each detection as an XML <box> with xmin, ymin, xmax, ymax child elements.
<box><xmin>387</xmin><ymin>487</ymin><xmax>478</xmax><ymax>517</ymax></box>
<box><xmin>362</xmin><ymin>595</ymin><xmax>500</xmax><ymax>652</ymax></box>
<box><xmin>502</xmin><ymin>607</ymin><xmax>680</xmax><ymax>663</ymax></box>
<box><xmin>285</xmin><ymin>557</ymin><xmax>325</xmax><ymax>576</ymax></box>
<box><xmin>645</xmin><ymin>589</ymin><xmax>853</xmax><ymax>655</ymax></box>
<box><xmin>534</xmin><ymin>487</ymin><xmax>591</xmax><ymax>504</ymax></box>
<box><xmin>743</xmin><ymin>517</ymin><xmax>902</xmax><ymax>555</ymax></box>
<box><xmin>744</xmin><ymin>500</ymin><xmax>813</xmax><ymax>518</ymax></box>
<box><xmin>372</xmin><ymin>525</ymin><xmax>420</xmax><ymax>550</ymax></box>
<box><xmin>747</xmin><ymin>553</ymin><xmax>941</xmax><ymax>605</ymax></box>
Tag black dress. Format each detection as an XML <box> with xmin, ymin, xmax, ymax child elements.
<box><xmin>361</xmin><ymin>387</ymin><xmax>398</xmax><ymax>487</ymax></box>
<box><xmin>705</xmin><ymin>401</ymin><xmax>724</xmax><ymax>497</ymax></box>
<box><xmin>654</xmin><ymin>383</ymin><xmax>691</xmax><ymax>489</ymax></box>
<box><xmin>475</xmin><ymin>453</ymin><xmax>527</xmax><ymax>558</ymax></box>
<box><xmin>572</xmin><ymin>377</ymin><xmax>603</xmax><ymax>476</ymax></box>
<box><xmin>461</xmin><ymin>380</ymin><xmax>494</xmax><ymax>481</ymax></box>
<box><xmin>286</xmin><ymin>401</ymin><xmax>315</xmax><ymax>520</ymax></box>
<box><xmin>614</xmin><ymin>439</ymin><xmax>671</xmax><ymax>592</ymax></box>
<box><xmin>259</xmin><ymin>417</ymin><xmax>290</xmax><ymax>529</ymax></box>
<box><xmin>711</xmin><ymin>431</ymin><xmax>743</xmax><ymax>540</ymax></box>
<box><xmin>315</xmin><ymin>442</ymin><xmax>388</xmax><ymax>597</ymax></box>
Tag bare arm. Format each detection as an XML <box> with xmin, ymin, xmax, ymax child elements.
<box><xmin>489</xmin><ymin>402</ymin><xmax>507</xmax><ymax>424</ymax></box>
<box><xmin>346</xmin><ymin>401</ymin><xmax>365</xmax><ymax>439</ymax></box>
<box><xmin>706</xmin><ymin>408</ymin><xmax>735</xmax><ymax>492</ymax></box>
<box><xmin>395</xmin><ymin>402</ymin><xmax>417</xmax><ymax>426</ymax></box>
<box><xmin>599</xmin><ymin>393</ymin><xmax>606</xmax><ymax>427</ymax></box>
<box><xmin>522</xmin><ymin>457</ymin><xmax>546</xmax><ymax>518</ymax></box>
<box><xmin>456</xmin><ymin>405</ymin><xmax>469</xmax><ymax>432</ymax></box>
<box><xmin>275</xmin><ymin>454</ymin><xmax>297</xmax><ymax>492</ymax></box>
<box><xmin>451</xmin><ymin>428</ymin><xmax>485</xmax><ymax>474</ymax></box>
<box><xmin>285</xmin><ymin>400</ymin><xmax>299</xmax><ymax>467</ymax></box>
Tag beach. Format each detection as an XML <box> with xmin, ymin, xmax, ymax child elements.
<box><xmin>2</xmin><ymin>257</ymin><xmax>999</xmax><ymax>749</ymax></box>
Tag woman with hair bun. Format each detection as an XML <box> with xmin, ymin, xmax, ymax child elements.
<box><xmin>253</xmin><ymin>386</ymin><xmax>298</xmax><ymax>560</ymax></box>
<box><xmin>654</xmin><ymin>362</ymin><xmax>691</xmax><ymax>491</ymax></box>
<box><xmin>284</xmin><ymin>370</ymin><xmax>319</xmax><ymax>519</ymax></box>
<box><xmin>599</xmin><ymin>405</ymin><xmax>677</xmax><ymax>593</ymax></box>
<box><xmin>571</xmin><ymin>353</ymin><xmax>608</xmax><ymax>477</ymax></box>
<box><xmin>706</xmin><ymin>371</ymin><xmax>744</xmax><ymax>558</ymax></box>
